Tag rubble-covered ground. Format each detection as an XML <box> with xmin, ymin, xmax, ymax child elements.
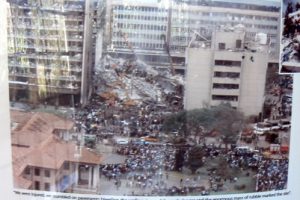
<box><xmin>281</xmin><ymin>36</ymin><xmax>300</xmax><ymax>65</ymax></box>
<box><xmin>281</xmin><ymin>9</ymin><xmax>300</xmax><ymax>71</ymax></box>
<box><xmin>73</xmin><ymin>55</ymin><xmax>185</xmax><ymax>138</ymax></box>
<box><xmin>93</xmin><ymin>55</ymin><xmax>184</xmax><ymax>109</ymax></box>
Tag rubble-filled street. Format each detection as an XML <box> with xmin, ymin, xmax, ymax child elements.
<box><xmin>68</xmin><ymin>56</ymin><xmax>291</xmax><ymax>196</ymax></box>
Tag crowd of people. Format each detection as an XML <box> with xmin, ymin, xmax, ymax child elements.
<box><xmin>256</xmin><ymin>159</ymin><xmax>289</xmax><ymax>192</ymax></box>
<box><xmin>96</xmin><ymin>141</ymin><xmax>288</xmax><ymax>195</ymax></box>
<box><xmin>73</xmin><ymin>93</ymin><xmax>177</xmax><ymax>141</ymax></box>
<box><xmin>68</xmin><ymin>59</ymin><xmax>291</xmax><ymax>196</ymax></box>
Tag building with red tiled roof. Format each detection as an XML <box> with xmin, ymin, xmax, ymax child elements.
<box><xmin>11</xmin><ymin>110</ymin><xmax>102</xmax><ymax>193</ymax></box>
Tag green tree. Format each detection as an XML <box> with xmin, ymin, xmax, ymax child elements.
<box><xmin>163</xmin><ymin>103</ymin><xmax>244</xmax><ymax>147</ymax></box>
<box><xmin>211</xmin><ymin>103</ymin><xmax>244</xmax><ymax>149</ymax></box>
<box><xmin>162</xmin><ymin>110</ymin><xmax>187</xmax><ymax>135</ymax></box>
<box><xmin>186</xmin><ymin>145</ymin><xmax>204</xmax><ymax>174</ymax></box>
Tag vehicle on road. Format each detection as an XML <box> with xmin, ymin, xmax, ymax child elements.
<box><xmin>115</xmin><ymin>138</ymin><xmax>129</xmax><ymax>145</ymax></box>
<box><xmin>279</xmin><ymin>119</ymin><xmax>291</xmax><ymax>129</ymax></box>
<box><xmin>141</xmin><ymin>136</ymin><xmax>159</xmax><ymax>143</ymax></box>
<box><xmin>254</xmin><ymin>120</ymin><xmax>280</xmax><ymax>135</ymax></box>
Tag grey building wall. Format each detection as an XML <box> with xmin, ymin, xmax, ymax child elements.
<box><xmin>185</xmin><ymin>29</ymin><xmax>268</xmax><ymax>116</ymax></box>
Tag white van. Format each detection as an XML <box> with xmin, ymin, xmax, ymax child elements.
<box><xmin>254</xmin><ymin>122</ymin><xmax>272</xmax><ymax>135</ymax></box>
<box><xmin>279</xmin><ymin>120</ymin><xmax>291</xmax><ymax>129</ymax></box>
<box><xmin>254</xmin><ymin>121</ymin><xmax>280</xmax><ymax>135</ymax></box>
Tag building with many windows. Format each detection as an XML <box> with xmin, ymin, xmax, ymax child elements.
<box><xmin>105</xmin><ymin>0</ymin><xmax>280</xmax><ymax>71</ymax></box>
<box><xmin>105</xmin><ymin>0</ymin><xmax>170</xmax><ymax>66</ymax></box>
<box><xmin>7</xmin><ymin>0</ymin><xmax>96</xmax><ymax>106</ymax></box>
<box><xmin>184</xmin><ymin>27</ymin><xmax>269</xmax><ymax>116</ymax></box>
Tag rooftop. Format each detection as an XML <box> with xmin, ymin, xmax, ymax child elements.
<box><xmin>11</xmin><ymin>110</ymin><xmax>102</xmax><ymax>189</ymax></box>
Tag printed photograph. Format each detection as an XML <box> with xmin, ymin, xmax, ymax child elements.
<box><xmin>281</xmin><ymin>0</ymin><xmax>300</xmax><ymax>73</ymax></box>
<box><xmin>7</xmin><ymin>0</ymin><xmax>292</xmax><ymax>196</ymax></box>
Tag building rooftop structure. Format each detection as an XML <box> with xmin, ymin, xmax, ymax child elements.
<box><xmin>11</xmin><ymin>110</ymin><xmax>102</xmax><ymax>192</ymax></box>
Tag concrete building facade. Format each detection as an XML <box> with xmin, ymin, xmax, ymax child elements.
<box><xmin>104</xmin><ymin>0</ymin><xmax>280</xmax><ymax>70</ymax></box>
<box><xmin>184</xmin><ymin>28</ymin><xmax>269</xmax><ymax>116</ymax></box>
<box><xmin>7</xmin><ymin>0</ymin><xmax>96</xmax><ymax>106</ymax></box>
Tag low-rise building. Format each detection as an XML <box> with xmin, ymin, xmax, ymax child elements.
<box><xmin>11</xmin><ymin>110</ymin><xmax>102</xmax><ymax>193</ymax></box>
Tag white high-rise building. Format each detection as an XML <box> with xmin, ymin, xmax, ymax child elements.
<box><xmin>184</xmin><ymin>27</ymin><xmax>269</xmax><ymax>116</ymax></box>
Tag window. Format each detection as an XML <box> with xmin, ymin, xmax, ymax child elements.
<box><xmin>215</xmin><ymin>60</ymin><xmax>241</xmax><ymax>67</ymax></box>
<box><xmin>212</xmin><ymin>95</ymin><xmax>238</xmax><ymax>101</ymax></box>
<box><xmin>218</xmin><ymin>43</ymin><xmax>225</xmax><ymax>50</ymax></box>
<box><xmin>214</xmin><ymin>72</ymin><xmax>240</xmax><ymax>78</ymax></box>
<box><xmin>44</xmin><ymin>183</ymin><xmax>50</xmax><ymax>191</ymax></box>
<box><xmin>44</xmin><ymin>169</ymin><xmax>50</xmax><ymax>177</ymax></box>
<box><xmin>213</xmin><ymin>83</ymin><xmax>239</xmax><ymax>89</ymax></box>
<box><xmin>63</xmin><ymin>162</ymin><xmax>70</xmax><ymax>170</ymax></box>
<box><xmin>25</xmin><ymin>167</ymin><xmax>30</xmax><ymax>175</ymax></box>
<box><xmin>35</xmin><ymin>181</ymin><xmax>40</xmax><ymax>190</ymax></box>
<box><xmin>34</xmin><ymin>168</ymin><xmax>40</xmax><ymax>176</ymax></box>
<box><xmin>236</xmin><ymin>40</ymin><xmax>242</xmax><ymax>48</ymax></box>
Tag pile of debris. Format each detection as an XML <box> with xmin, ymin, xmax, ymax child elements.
<box><xmin>93</xmin><ymin>55</ymin><xmax>184</xmax><ymax>108</ymax></box>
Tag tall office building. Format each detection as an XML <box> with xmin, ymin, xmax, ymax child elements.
<box><xmin>7</xmin><ymin>0</ymin><xmax>96</xmax><ymax>106</ymax></box>
<box><xmin>105</xmin><ymin>0</ymin><xmax>280</xmax><ymax>71</ymax></box>
<box><xmin>184</xmin><ymin>27</ymin><xmax>269</xmax><ymax>116</ymax></box>
<box><xmin>105</xmin><ymin>0</ymin><xmax>170</xmax><ymax>66</ymax></box>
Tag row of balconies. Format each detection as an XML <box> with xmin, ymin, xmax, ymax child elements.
<box><xmin>114</xmin><ymin>10</ymin><xmax>168</xmax><ymax>17</ymax></box>
<box><xmin>9</xmin><ymin>81</ymin><xmax>81</xmax><ymax>94</ymax></box>
<box><xmin>8</xmin><ymin>15</ymin><xmax>84</xmax><ymax>22</ymax></box>
<box><xmin>112</xmin><ymin>36</ymin><xmax>164</xmax><ymax>43</ymax></box>
<box><xmin>10</xmin><ymin>3</ymin><xmax>84</xmax><ymax>12</ymax></box>
<box><xmin>8</xmin><ymin>23</ymin><xmax>84</xmax><ymax>32</ymax></box>
<box><xmin>8</xmin><ymin>62</ymin><xmax>82</xmax><ymax>73</ymax></box>
<box><xmin>171</xmin><ymin>14</ymin><xmax>278</xmax><ymax>26</ymax></box>
<box><xmin>114</xmin><ymin>17</ymin><xmax>168</xmax><ymax>25</ymax></box>
<box><xmin>8</xmin><ymin>43</ymin><xmax>83</xmax><ymax>53</ymax></box>
<box><xmin>8</xmin><ymin>53</ymin><xmax>82</xmax><ymax>62</ymax></box>
<box><xmin>9</xmin><ymin>71</ymin><xmax>81</xmax><ymax>82</ymax></box>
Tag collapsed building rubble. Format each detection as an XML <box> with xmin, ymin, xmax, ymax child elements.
<box><xmin>93</xmin><ymin>55</ymin><xmax>184</xmax><ymax>108</ymax></box>
<box><xmin>72</xmin><ymin>56</ymin><xmax>185</xmax><ymax>148</ymax></box>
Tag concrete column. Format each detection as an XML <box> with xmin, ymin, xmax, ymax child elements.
<box><xmin>29</xmin><ymin>91</ymin><xmax>39</xmax><ymax>105</ymax></box>
<box><xmin>88</xmin><ymin>166</ymin><xmax>92</xmax><ymax>188</ymax></box>
<box><xmin>75</xmin><ymin>163</ymin><xmax>79</xmax><ymax>186</ymax></box>
<box><xmin>92</xmin><ymin>166</ymin><xmax>99</xmax><ymax>188</ymax></box>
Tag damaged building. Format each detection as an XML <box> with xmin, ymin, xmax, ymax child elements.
<box><xmin>184</xmin><ymin>26</ymin><xmax>269</xmax><ymax>116</ymax></box>
<box><xmin>6</xmin><ymin>0</ymin><xmax>105</xmax><ymax>106</ymax></box>
<box><xmin>104</xmin><ymin>0</ymin><xmax>280</xmax><ymax>71</ymax></box>
<box><xmin>94</xmin><ymin>55</ymin><xmax>184</xmax><ymax>108</ymax></box>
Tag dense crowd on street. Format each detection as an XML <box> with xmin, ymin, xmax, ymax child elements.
<box><xmin>256</xmin><ymin>159</ymin><xmax>289</xmax><ymax>192</ymax></box>
<box><xmin>73</xmin><ymin>94</ymin><xmax>176</xmax><ymax>139</ymax></box>
<box><xmin>96</xmin><ymin>141</ymin><xmax>288</xmax><ymax>195</ymax></box>
<box><xmin>68</xmin><ymin>67</ymin><xmax>292</xmax><ymax>196</ymax></box>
